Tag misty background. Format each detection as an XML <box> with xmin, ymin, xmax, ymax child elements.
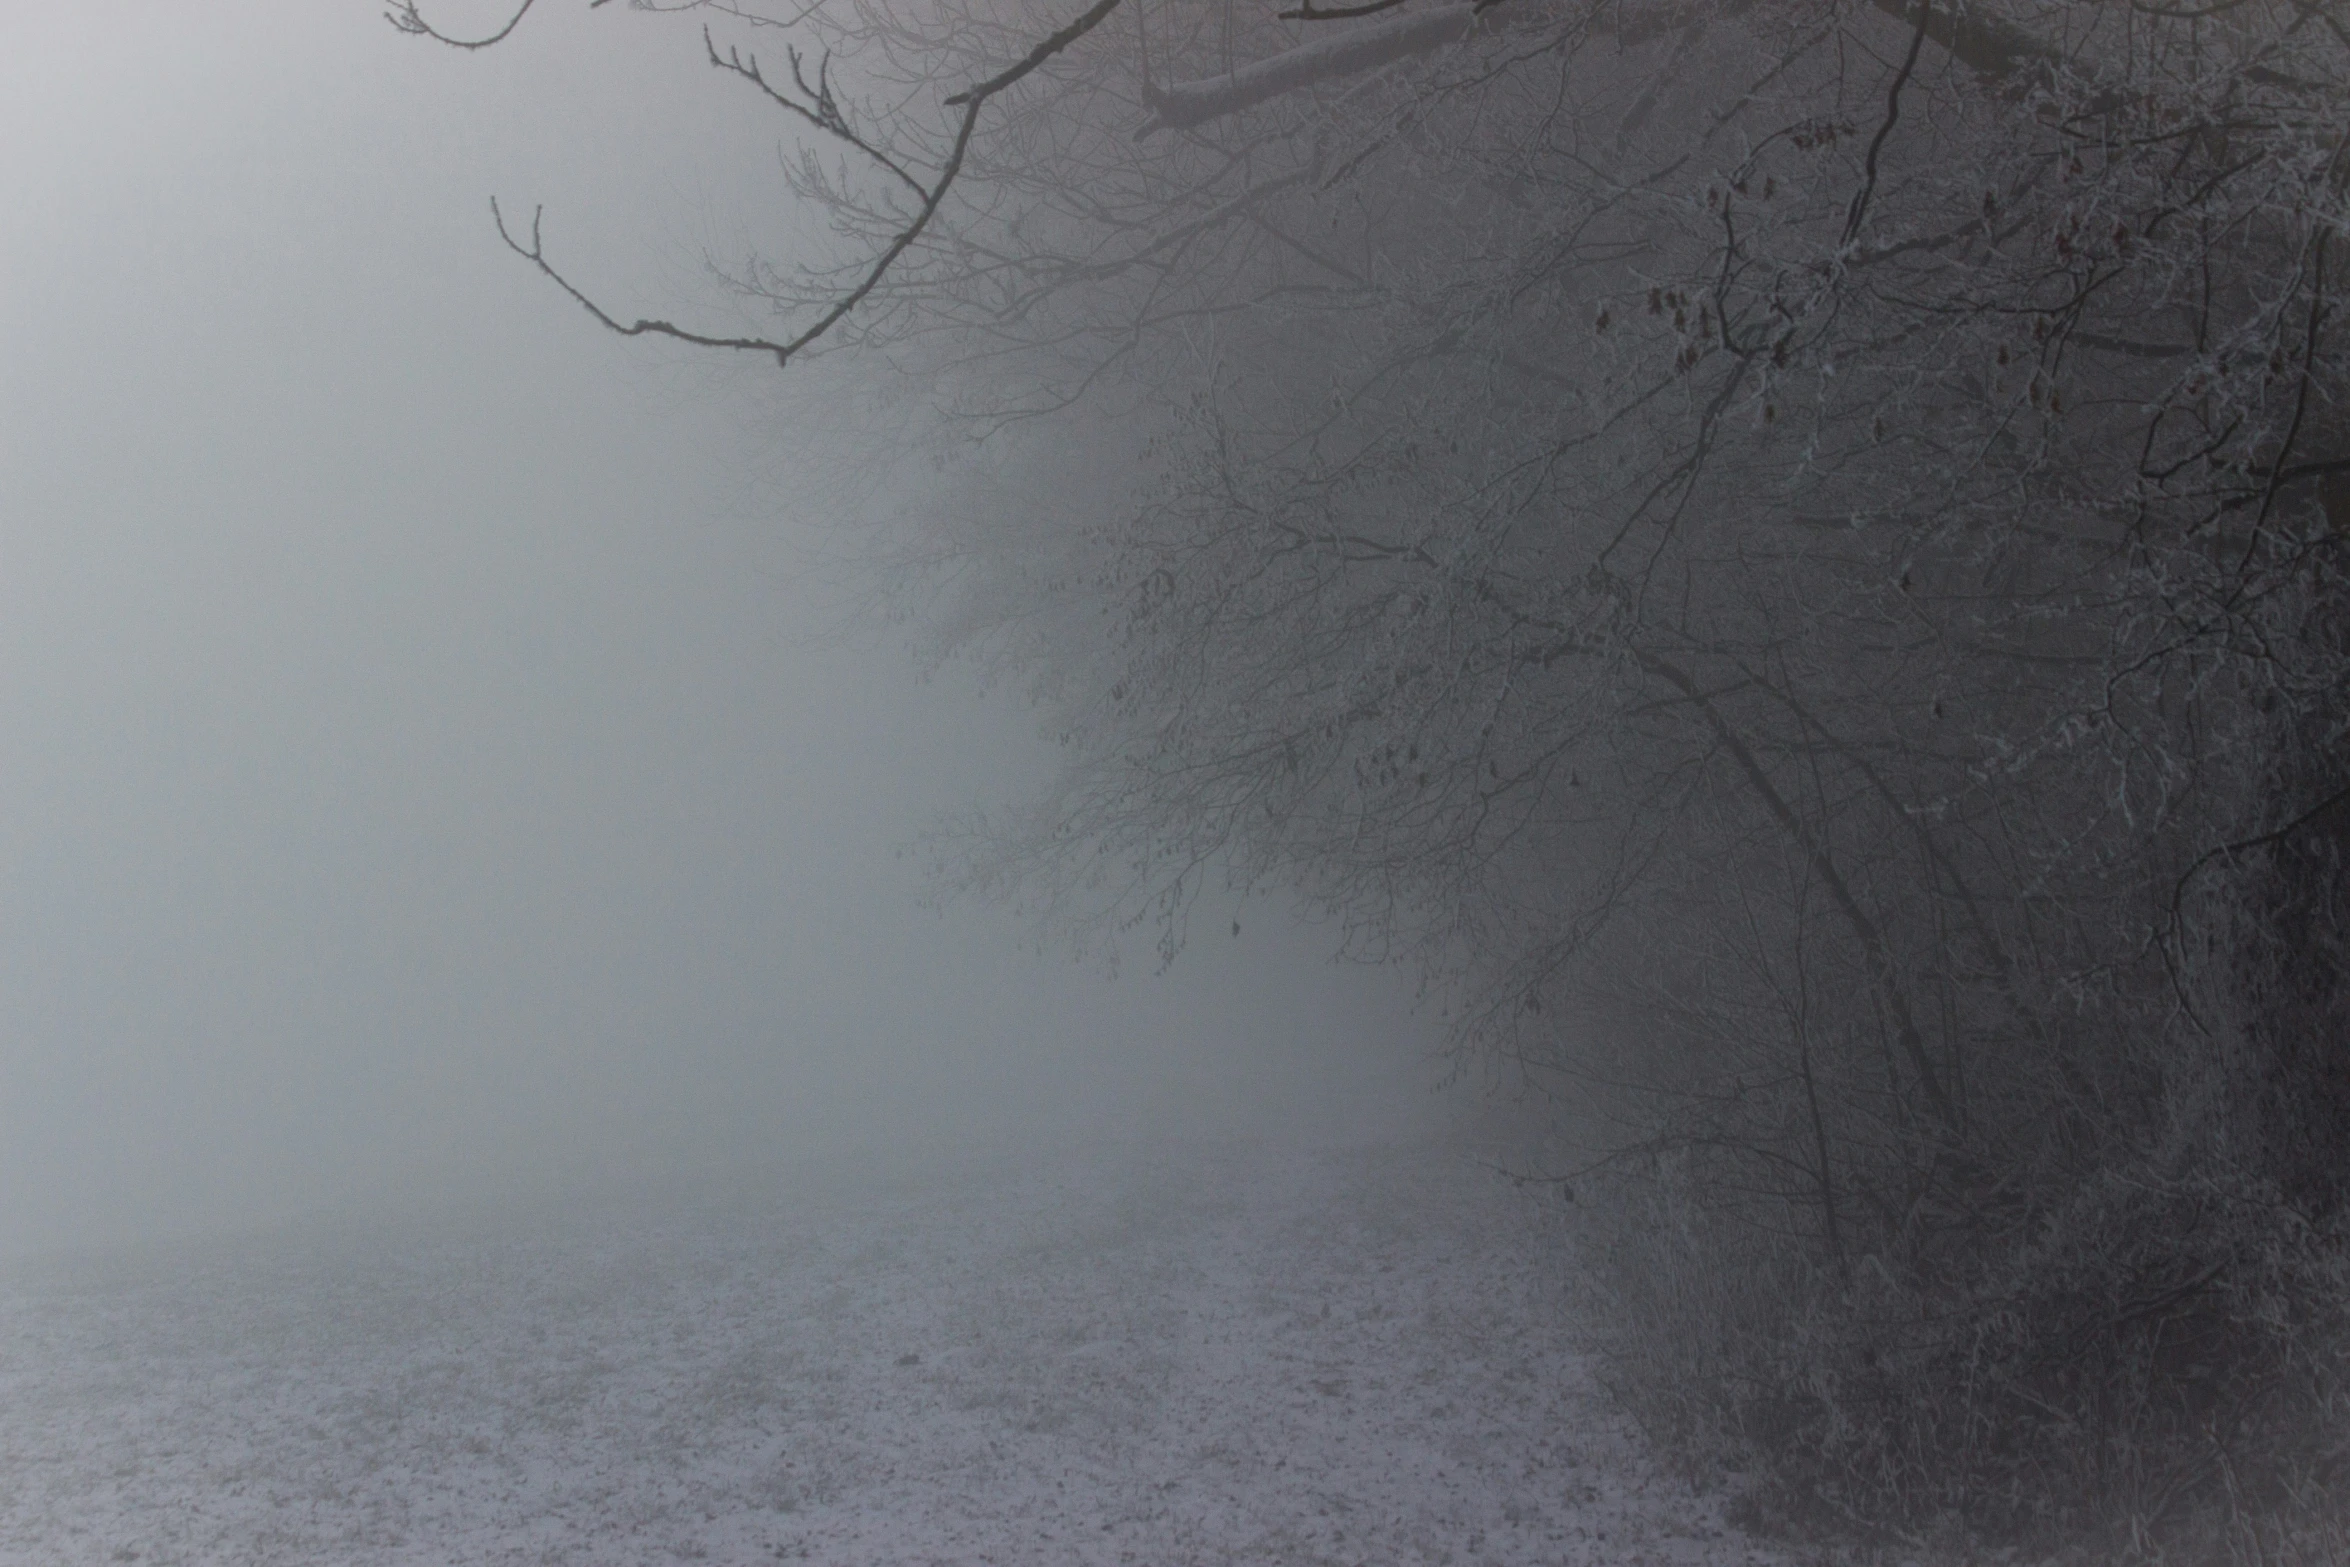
<box><xmin>0</xmin><ymin>0</ymin><xmax>1443</xmax><ymax>1260</ymax></box>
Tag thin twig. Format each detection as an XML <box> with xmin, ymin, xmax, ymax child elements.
<box><xmin>386</xmin><ymin>0</ymin><xmax>615</xmax><ymax>50</ymax></box>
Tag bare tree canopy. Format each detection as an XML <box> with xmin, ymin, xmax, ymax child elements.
<box><xmin>404</xmin><ymin>1</ymin><xmax>2350</xmax><ymax>1555</ymax></box>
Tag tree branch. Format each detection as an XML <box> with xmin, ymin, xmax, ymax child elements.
<box><xmin>1863</xmin><ymin>0</ymin><xmax>2065</xmax><ymax>85</ymax></box>
<box><xmin>2171</xmin><ymin>780</ymin><xmax>2350</xmax><ymax>923</ymax></box>
<box><xmin>1138</xmin><ymin>2</ymin><xmax>1485</xmax><ymax>136</ymax></box>
<box><xmin>492</xmin><ymin>199</ymin><xmax>805</xmax><ymax>365</ymax></box>
<box><xmin>1841</xmin><ymin>0</ymin><xmax>1932</xmax><ymax>251</ymax></box>
<box><xmin>1279</xmin><ymin>0</ymin><xmax>1412</xmax><ymax>20</ymax></box>
<box><xmin>489</xmin><ymin>0</ymin><xmax>1128</xmax><ymax>370</ymax></box>
<box><xmin>1638</xmin><ymin>651</ymin><xmax>1963</xmax><ymax>1138</ymax></box>
<box><xmin>387</xmin><ymin>0</ymin><xmax>616</xmax><ymax>50</ymax></box>
<box><xmin>943</xmin><ymin>0</ymin><xmax>1126</xmax><ymax>107</ymax></box>
<box><xmin>703</xmin><ymin>29</ymin><xmax>929</xmax><ymax>199</ymax></box>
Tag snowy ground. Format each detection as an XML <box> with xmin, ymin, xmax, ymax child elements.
<box><xmin>0</xmin><ymin>1138</ymin><xmax>1788</xmax><ymax>1566</ymax></box>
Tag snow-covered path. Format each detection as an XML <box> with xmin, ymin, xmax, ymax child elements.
<box><xmin>1</xmin><ymin>1140</ymin><xmax>1784</xmax><ymax>1565</ymax></box>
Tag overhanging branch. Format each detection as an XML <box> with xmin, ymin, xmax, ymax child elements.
<box><xmin>1137</xmin><ymin>2</ymin><xmax>1486</xmax><ymax>136</ymax></box>
<box><xmin>1863</xmin><ymin>0</ymin><xmax>2065</xmax><ymax>85</ymax></box>
<box><xmin>485</xmin><ymin>0</ymin><xmax>1128</xmax><ymax>370</ymax></box>
<box><xmin>386</xmin><ymin>0</ymin><xmax>617</xmax><ymax>50</ymax></box>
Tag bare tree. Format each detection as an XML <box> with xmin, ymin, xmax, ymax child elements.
<box><xmin>405</xmin><ymin>1</ymin><xmax>2350</xmax><ymax>1553</ymax></box>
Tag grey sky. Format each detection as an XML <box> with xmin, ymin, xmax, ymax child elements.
<box><xmin>0</xmin><ymin>1</ymin><xmax>1441</xmax><ymax>1258</ymax></box>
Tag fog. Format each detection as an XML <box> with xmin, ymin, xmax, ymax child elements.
<box><xmin>0</xmin><ymin>1</ymin><xmax>1443</xmax><ymax>1260</ymax></box>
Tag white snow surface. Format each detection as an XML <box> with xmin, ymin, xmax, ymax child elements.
<box><xmin>1</xmin><ymin>1138</ymin><xmax>1788</xmax><ymax>1565</ymax></box>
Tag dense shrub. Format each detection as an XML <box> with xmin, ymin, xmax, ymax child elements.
<box><xmin>1571</xmin><ymin>855</ymin><xmax>2350</xmax><ymax>1560</ymax></box>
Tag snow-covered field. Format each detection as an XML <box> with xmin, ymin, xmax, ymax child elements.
<box><xmin>0</xmin><ymin>1138</ymin><xmax>1786</xmax><ymax>1565</ymax></box>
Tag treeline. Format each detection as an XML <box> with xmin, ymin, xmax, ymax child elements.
<box><xmin>407</xmin><ymin>1</ymin><xmax>2350</xmax><ymax>1556</ymax></box>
